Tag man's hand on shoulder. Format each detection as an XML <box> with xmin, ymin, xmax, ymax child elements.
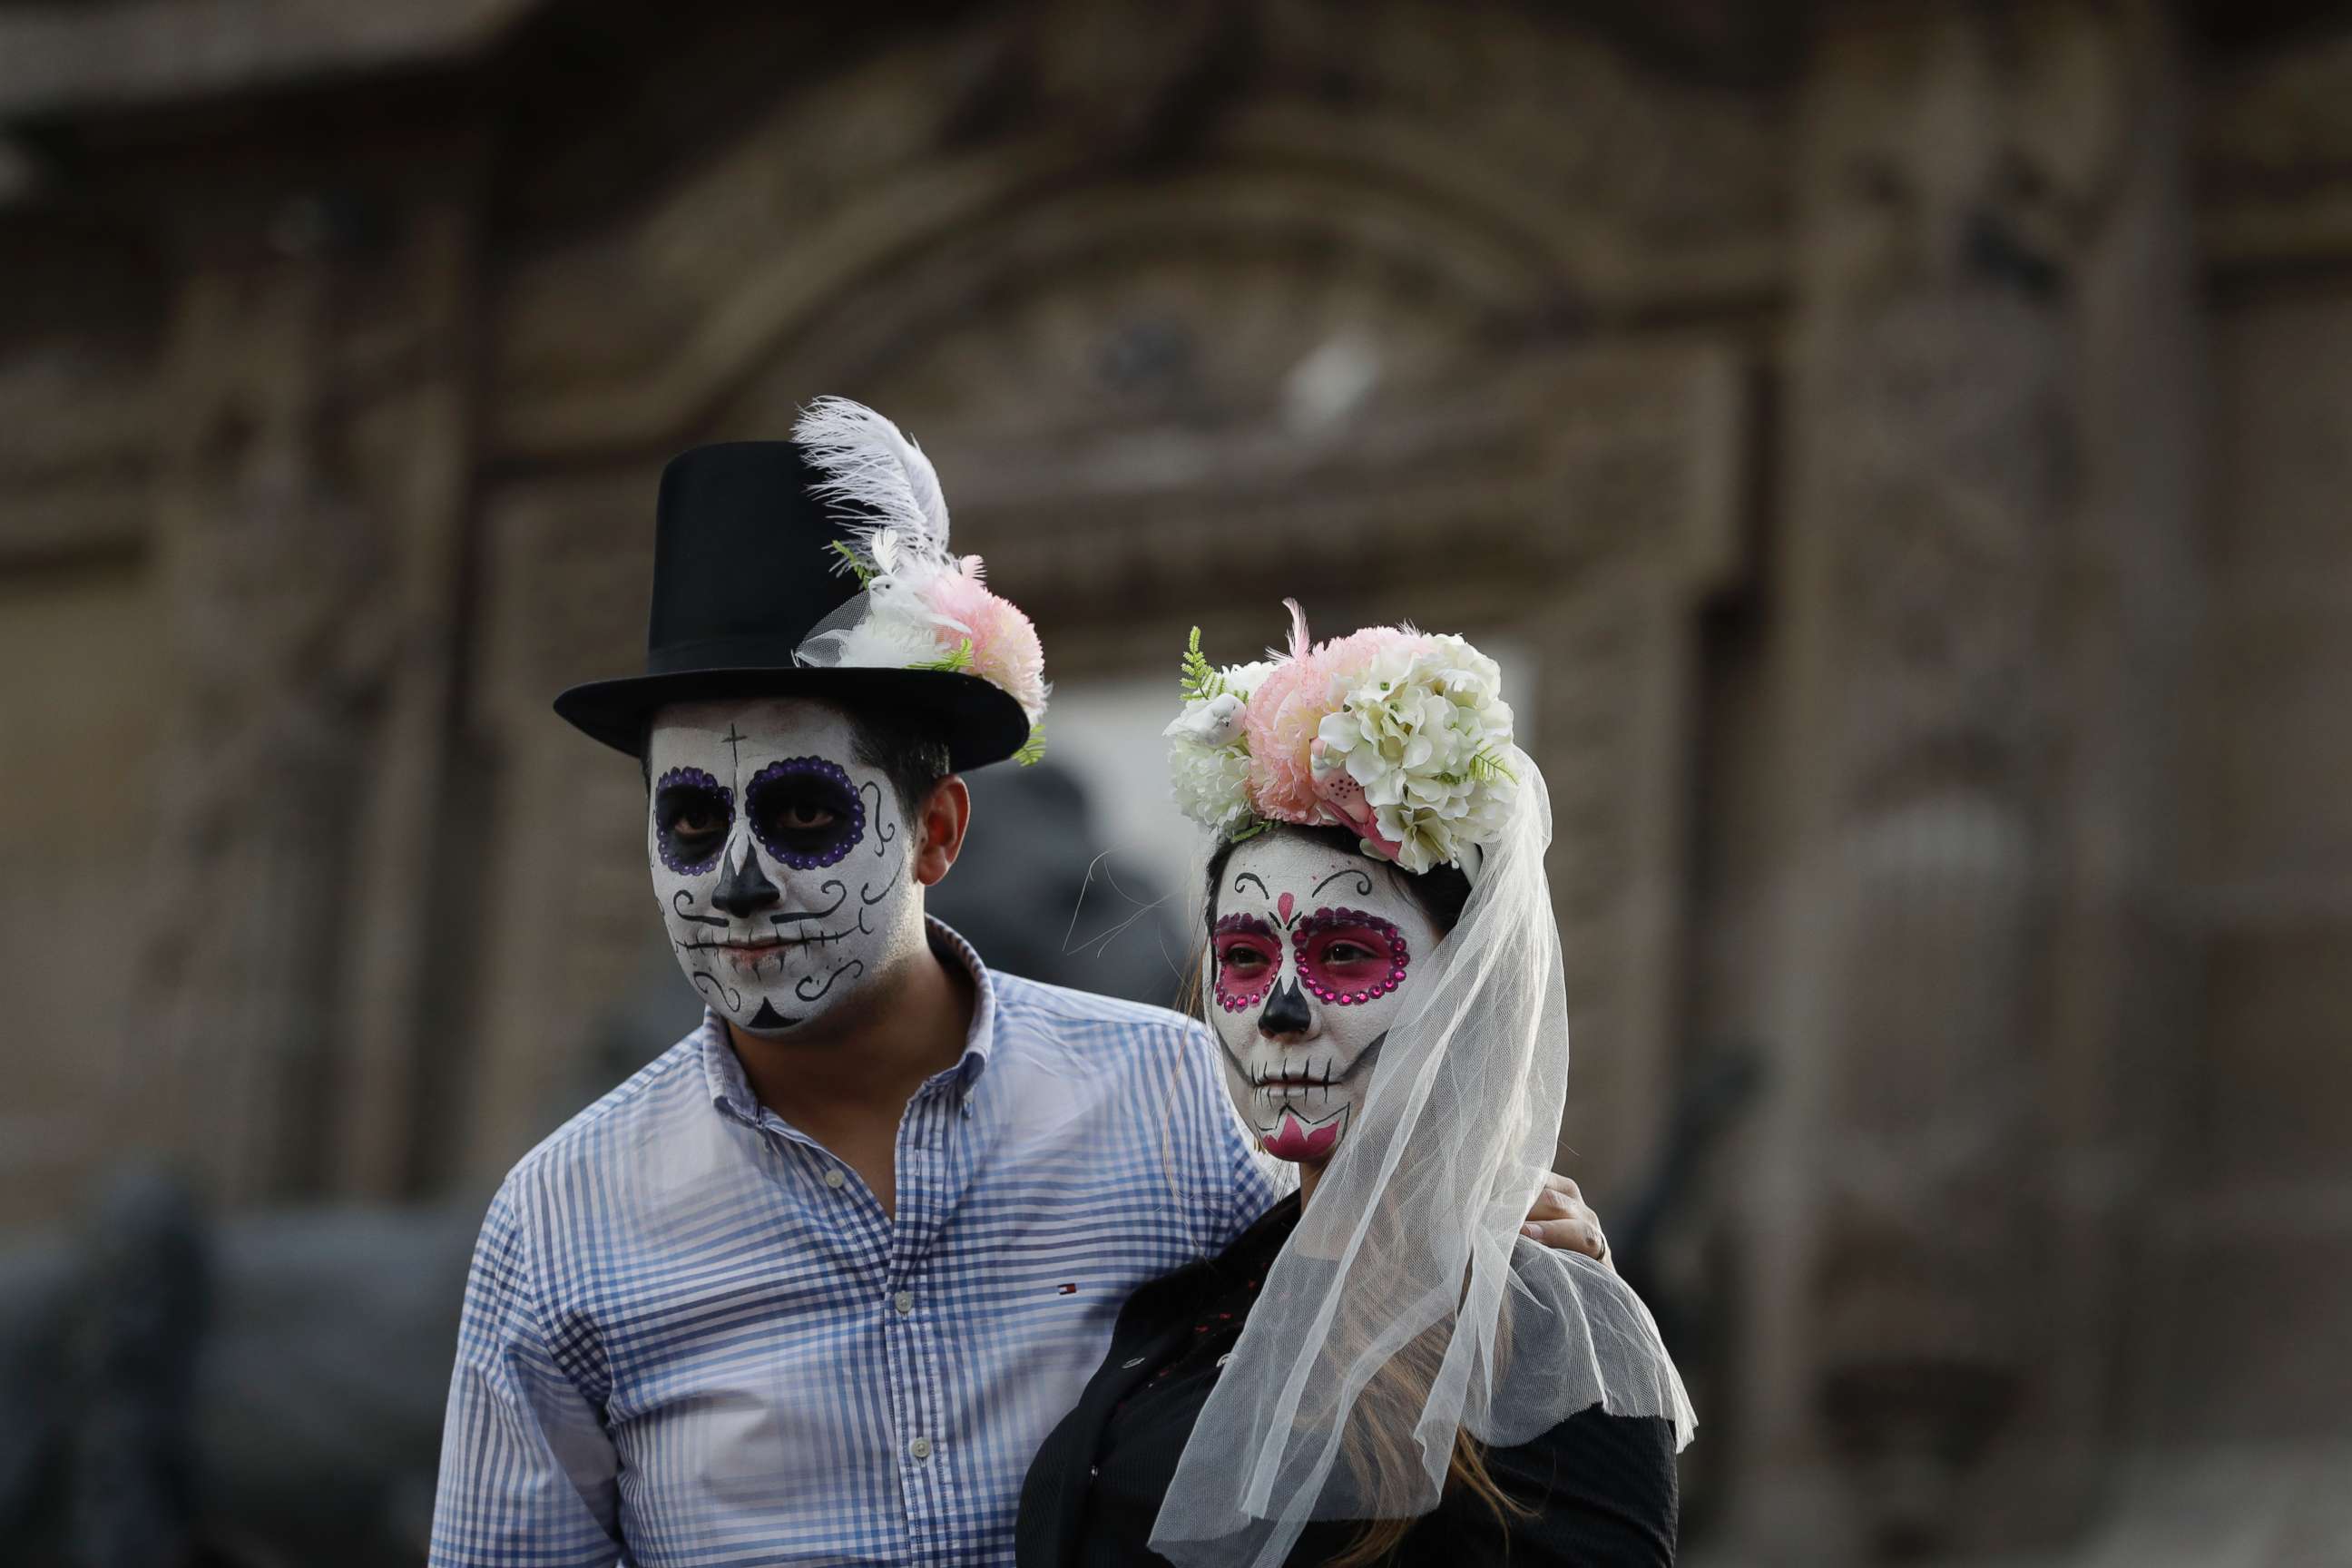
<box><xmin>1521</xmin><ymin>1172</ymin><xmax>1612</xmax><ymax>1271</ymax></box>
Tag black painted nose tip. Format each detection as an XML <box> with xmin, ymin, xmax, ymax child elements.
<box><xmin>1259</xmin><ymin>979</ymin><xmax>1312</xmax><ymax>1038</ymax></box>
<box><xmin>710</xmin><ymin>839</ymin><xmax>781</xmax><ymax>917</ymax></box>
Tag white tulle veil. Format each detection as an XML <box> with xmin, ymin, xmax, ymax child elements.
<box><xmin>1148</xmin><ymin>750</ymin><xmax>1697</xmax><ymax>1568</ymax></box>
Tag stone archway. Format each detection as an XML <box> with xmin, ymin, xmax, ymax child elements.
<box><xmin>469</xmin><ymin>264</ymin><xmax>1745</xmax><ymax>1206</ymax></box>
<box><xmin>458</xmin><ymin>0</ymin><xmax>1771</xmax><ymax>1197</ymax></box>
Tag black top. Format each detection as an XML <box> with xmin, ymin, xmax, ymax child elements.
<box><xmin>1014</xmin><ymin>1194</ymin><xmax>1679</xmax><ymax>1568</ymax></box>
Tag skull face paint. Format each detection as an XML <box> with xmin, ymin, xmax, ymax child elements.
<box><xmin>647</xmin><ymin>697</ymin><xmax>921</xmax><ymax>1035</ymax></box>
<box><xmin>1207</xmin><ymin>833</ymin><xmax>1442</xmax><ymax>1167</ymax></box>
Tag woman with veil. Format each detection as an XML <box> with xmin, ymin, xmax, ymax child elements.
<box><xmin>1014</xmin><ymin>604</ymin><xmax>1695</xmax><ymax>1568</ymax></box>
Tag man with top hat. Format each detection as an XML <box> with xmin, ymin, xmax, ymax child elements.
<box><xmin>426</xmin><ymin>399</ymin><xmax>1610</xmax><ymax>1568</ymax></box>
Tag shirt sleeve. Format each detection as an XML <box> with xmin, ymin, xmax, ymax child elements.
<box><xmin>428</xmin><ymin>1177</ymin><xmax>627</xmax><ymax>1568</ymax></box>
<box><xmin>1455</xmin><ymin>1408</ymin><xmax>1680</xmax><ymax>1567</ymax></box>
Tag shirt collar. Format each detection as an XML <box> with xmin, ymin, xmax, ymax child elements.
<box><xmin>927</xmin><ymin>915</ymin><xmax>1000</xmax><ymax>1089</ymax></box>
<box><xmin>697</xmin><ymin>915</ymin><xmax>1000</xmax><ymax>1123</ymax></box>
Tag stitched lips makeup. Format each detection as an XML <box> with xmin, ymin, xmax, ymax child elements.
<box><xmin>1206</xmin><ymin>834</ymin><xmax>1441</xmax><ymax>1166</ymax></box>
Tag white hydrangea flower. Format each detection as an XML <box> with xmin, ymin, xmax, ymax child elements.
<box><xmin>1165</xmin><ymin>631</ymin><xmax>1277</xmax><ymax>835</ymax></box>
<box><xmin>1169</xmin><ymin>734</ymin><xmax>1254</xmax><ymax>833</ymax></box>
<box><xmin>1314</xmin><ymin>635</ymin><xmax>1515</xmax><ymax>873</ymax></box>
<box><xmin>1221</xmin><ymin>658</ymin><xmax>1277</xmax><ymax>700</ymax></box>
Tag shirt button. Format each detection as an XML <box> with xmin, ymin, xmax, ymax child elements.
<box><xmin>893</xmin><ymin>1290</ymin><xmax>915</xmax><ymax>1316</ymax></box>
<box><xmin>909</xmin><ymin>1436</ymin><xmax>933</xmax><ymax>1461</ymax></box>
<box><xmin>1089</xmin><ymin>1464</ymin><xmax>1101</xmax><ymax>1480</ymax></box>
<box><xmin>824</xmin><ymin>1170</ymin><xmax>846</xmax><ymax>1191</ymax></box>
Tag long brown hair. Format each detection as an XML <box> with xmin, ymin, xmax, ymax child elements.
<box><xmin>1193</xmin><ymin>825</ymin><xmax>1528</xmax><ymax>1566</ymax></box>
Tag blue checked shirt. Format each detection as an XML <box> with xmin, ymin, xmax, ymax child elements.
<box><xmin>430</xmin><ymin>920</ymin><xmax>1282</xmax><ymax>1568</ymax></box>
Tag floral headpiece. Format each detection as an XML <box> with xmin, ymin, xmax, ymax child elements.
<box><xmin>791</xmin><ymin>397</ymin><xmax>1050</xmax><ymax>763</ymax></box>
<box><xmin>1164</xmin><ymin>601</ymin><xmax>1516</xmax><ymax>874</ymax></box>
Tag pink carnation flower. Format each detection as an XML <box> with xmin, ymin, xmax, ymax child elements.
<box><xmin>1243</xmin><ymin>657</ymin><xmax>1323</xmax><ymax>822</ymax></box>
<box><xmin>1243</xmin><ymin>615</ymin><xmax>1423</xmax><ymax>824</ymax></box>
<box><xmin>920</xmin><ymin>564</ymin><xmax>1049</xmax><ymax>722</ymax></box>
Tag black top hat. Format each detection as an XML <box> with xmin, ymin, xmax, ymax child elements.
<box><xmin>553</xmin><ymin>441</ymin><xmax>1032</xmax><ymax>769</ymax></box>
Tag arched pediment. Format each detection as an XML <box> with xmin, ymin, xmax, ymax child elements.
<box><xmin>485</xmin><ymin>0</ymin><xmax>1781</xmax><ymax>460</ymax></box>
<box><xmin>715</xmin><ymin>158</ymin><xmax>1558</xmax><ymax>444</ymax></box>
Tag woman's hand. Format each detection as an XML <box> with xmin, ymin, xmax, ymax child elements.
<box><xmin>1521</xmin><ymin>1173</ymin><xmax>1612</xmax><ymax>1270</ymax></box>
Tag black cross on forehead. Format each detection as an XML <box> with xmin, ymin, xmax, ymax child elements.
<box><xmin>720</xmin><ymin>724</ymin><xmax>751</xmax><ymax>765</ymax></box>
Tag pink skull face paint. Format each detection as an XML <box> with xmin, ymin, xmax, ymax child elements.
<box><xmin>1291</xmin><ymin>908</ymin><xmax>1411</xmax><ymax>1005</ymax></box>
<box><xmin>1207</xmin><ymin>832</ymin><xmax>1444</xmax><ymax>1169</ymax></box>
<box><xmin>1212</xmin><ymin>915</ymin><xmax>1281</xmax><ymax>1013</ymax></box>
<box><xmin>647</xmin><ymin>697</ymin><xmax>924</xmax><ymax>1037</ymax></box>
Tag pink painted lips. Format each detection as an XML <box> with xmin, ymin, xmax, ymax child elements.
<box><xmin>1260</xmin><ymin>1105</ymin><xmax>1348</xmax><ymax>1161</ymax></box>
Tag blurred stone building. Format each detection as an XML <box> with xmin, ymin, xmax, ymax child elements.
<box><xmin>2</xmin><ymin>0</ymin><xmax>2347</xmax><ymax>1562</ymax></box>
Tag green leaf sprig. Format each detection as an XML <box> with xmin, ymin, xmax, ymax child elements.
<box><xmin>1178</xmin><ymin>626</ymin><xmax>1229</xmax><ymax>705</ymax></box>
<box><xmin>827</xmin><ymin>540</ymin><xmax>878</xmax><ymax>586</ymax></box>
<box><xmin>909</xmin><ymin>639</ymin><xmax>976</xmax><ymax>675</ymax></box>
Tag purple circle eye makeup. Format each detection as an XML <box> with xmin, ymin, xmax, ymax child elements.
<box><xmin>1212</xmin><ymin>914</ymin><xmax>1281</xmax><ymax>1013</ymax></box>
<box><xmin>1290</xmin><ymin>908</ymin><xmax>1410</xmax><ymax>1005</ymax></box>
<box><xmin>745</xmin><ymin>755</ymin><xmax>866</xmax><ymax>869</ymax></box>
<box><xmin>653</xmin><ymin>767</ymin><xmax>734</xmax><ymax>874</ymax></box>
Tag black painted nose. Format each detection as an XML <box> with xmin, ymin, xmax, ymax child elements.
<box><xmin>1259</xmin><ymin>978</ymin><xmax>1312</xmax><ymax>1038</ymax></box>
<box><xmin>710</xmin><ymin>838</ymin><xmax>780</xmax><ymax>917</ymax></box>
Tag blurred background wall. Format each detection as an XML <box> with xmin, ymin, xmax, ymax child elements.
<box><xmin>2</xmin><ymin>0</ymin><xmax>2347</xmax><ymax>1563</ymax></box>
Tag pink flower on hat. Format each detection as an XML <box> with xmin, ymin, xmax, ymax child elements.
<box><xmin>920</xmin><ymin>564</ymin><xmax>1049</xmax><ymax>723</ymax></box>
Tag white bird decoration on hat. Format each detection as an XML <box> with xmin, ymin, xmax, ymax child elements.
<box><xmin>1162</xmin><ymin>691</ymin><xmax>1247</xmax><ymax>748</ymax></box>
<box><xmin>791</xmin><ymin>397</ymin><xmax>976</xmax><ymax>671</ymax></box>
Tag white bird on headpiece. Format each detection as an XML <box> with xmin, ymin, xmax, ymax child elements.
<box><xmin>1163</xmin><ymin>692</ymin><xmax>1247</xmax><ymax>749</ymax></box>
